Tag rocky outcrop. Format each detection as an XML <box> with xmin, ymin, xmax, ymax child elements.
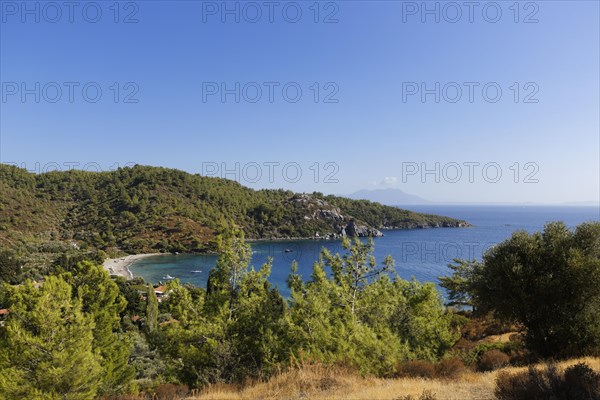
<box><xmin>291</xmin><ymin>194</ymin><xmax>385</xmax><ymax>237</ymax></box>
<box><xmin>316</xmin><ymin>209</ymin><xmax>344</xmax><ymax>222</ymax></box>
<box><xmin>287</xmin><ymin>193</ymin><xmax>468</xmax><ymax>240</ymax></box>
<box><xmin>344</xmin><ymin>220</ymin><xmax>383</xmax><ymax>237</ymax></box>
<box><xmin>380</xmin><ymin>221</ymin><xmax>471</xmax><ymax>230</ymax></box>
<box><xmin>294</xmin><ymin>194</ymin><xmax>345</xmax><ymax>223</ymax></box>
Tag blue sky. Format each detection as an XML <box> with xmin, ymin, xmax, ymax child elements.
<box><xmin>1</xmin><ymin>1</ymin><xmax>599</xmax><ymax>204</ymax></box>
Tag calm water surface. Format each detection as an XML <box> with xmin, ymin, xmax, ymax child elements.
<box><xmin>130</xmin><ymin>205</ymin><xmax>600</xmax><ymax>296</ymax></box>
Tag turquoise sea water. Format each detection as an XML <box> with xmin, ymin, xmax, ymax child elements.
<box><xmin>130</xmin><ymin>205</ymin><xmax>600</xmax><ymax>296</ymax></box>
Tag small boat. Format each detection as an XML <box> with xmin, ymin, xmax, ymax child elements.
<box><xmin>191</xmin><ymin>270</ymin><xmax>202</xmax><ymax>273</ymax></box>
<box><xmin>284</xmin><ymin>249</ymin><xmax>294</xmax><ymax>253</ymax></box>
<box><xmin>162</xmin><ymin>274</ymin><xmax>175</xmax><ymax>280</ymax></box>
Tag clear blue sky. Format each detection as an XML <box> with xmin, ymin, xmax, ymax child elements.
<box><xmin>1</xmin><ymin>1</ymin><xmax>598</xmax><ymax>204</ymax></box>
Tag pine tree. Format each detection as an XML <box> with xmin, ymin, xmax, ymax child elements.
<box><xmin>287</xmin><ymin>239</ymin><xmax>460</xmax><ymax>374</ymax></box>
<box><xmin>147</xmin><ymin>284</ymin><xmax>159</xmax><ymax>333</ymax></box>
<box><xmin>439</xmin><ymin>259</ymin><xmax>479</xmax><ymax>309</ymax></box>
<box><xmin>160</xmin><ymin>227</ymin><xmax>289</xmax><ymax>386</ymax></box>
<box><xmin>0</xmin><ymin>277</ymin><xmax>102</xmax><ymax>399</ymax></box>
<box><xmin>206</xmin><ymin>226</ymin><xmax>252</xmax><ymax>320</ymax></box>
<box><xmin>62</xmin><ymin>261</ymin><xmax>135</xmax><ymax>394</ymax></box>
<box><xmin>325</xmin><ymin>237</ymin><xmax>394</xmax><ymax>315</ymax></box>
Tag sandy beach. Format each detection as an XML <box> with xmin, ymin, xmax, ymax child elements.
<box><xmin>103</xmin><ymin>254</ymin><xmax>159</xmax><ymax>279</ymax></box>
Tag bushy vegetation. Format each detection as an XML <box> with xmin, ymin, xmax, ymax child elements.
<box><xmin>0</xmin><ymin>229</ymin><xmax>463</xmax><ymax>397</ymax></box>
<box><xmin>2</xmin><ymin>220</ymin><xmax>600</xmax><ymax>398</ymax></box>
<box><xmin>441</xmin><ymin>221</ymin><xmax>600</xmax><ymax>359</ymax></box>
<box><xmin>286</xmin><ymin>238</ymin><xmax>461</xmax><ymax>376</ymax></box>
<box><xmin>478</xmin><ymin>350</ymin><xmax>511</xmax><ymax>372</ymax></box>
<box><xmin>495</xmin><ymin>362</ymin><xmax>600</xmax><ymax>400</ymax></box>
<box><xmin>0</xmin><ymin>263</ymin><xmax>134</xmax><ymax>398</ymax></box>
<box><xmin>395</xmin><ymin>357</ymin><xmax>468</xmax><ymax>380</ymax></box>
<box><xmin>157</xmin><ymin>231</ymin><xmax>462</xmax><ymax>388</ymax></box>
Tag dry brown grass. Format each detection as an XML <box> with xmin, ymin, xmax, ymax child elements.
<box><xmin>189</xmin><ymin>357</ymin><xmax>600</xmax><ymax>400</ymax></box>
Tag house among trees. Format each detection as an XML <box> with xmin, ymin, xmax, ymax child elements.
<box><xmin>154</xmin><ymin>285</ymin><xmax>169</xmax><ymax>302</ymax></box>
<box><xmin>0</xmin><ymin>309</ymin><xmax>9</xmax><ymax>327</ymax></box>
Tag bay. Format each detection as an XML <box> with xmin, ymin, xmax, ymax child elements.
<box><xmin>130</xmin><ymin>205</ymin><xmax>600</xmax><ymax>297</ymax></box>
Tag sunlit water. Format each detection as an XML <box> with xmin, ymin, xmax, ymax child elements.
<box><xmin>130</xmin><ymin>205</ymin><xmax>600</xmax><ymax>297</ymax></box>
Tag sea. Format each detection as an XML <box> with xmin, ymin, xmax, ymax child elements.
<box><xmin>130</xmin><ymin>205</ymin><xmax>600</xmax><ymax>297</ymax></box>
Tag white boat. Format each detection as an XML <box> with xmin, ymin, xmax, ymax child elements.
<box><xmin>191</xmin><ymin>270</ymin><xmax>202</xmax><ymax>273</ymax></box>
<box><xmin>162</xmin><ymin>274</ymin><xmax>175</xmax><ymax>280</ymax></box>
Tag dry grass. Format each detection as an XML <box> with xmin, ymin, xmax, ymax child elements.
<box><xmin>189</xmin><ymin>358</ymin><xmax>600</xmax><ymax>400</ymax></box>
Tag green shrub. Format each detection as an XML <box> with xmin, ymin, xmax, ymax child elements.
<box><xmin>446</xmin><ymin>222</ymin><xmax>600</xmax><ymax>358</ymax></box>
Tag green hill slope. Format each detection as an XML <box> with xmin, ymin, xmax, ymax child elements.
<box><xmin>0</xmin><ymin>164</ymin><xmax>469</xmax><ymax>254</ymax></box>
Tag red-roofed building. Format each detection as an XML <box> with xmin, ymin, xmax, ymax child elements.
<box><xmin>154</xmin><ymin>285</ymin><xmax>170</xmax><ymax>302</ymax></box>
<box><xmin>0</xmin><ymin>309</ymin><xmax>9</xmax><ymax>327</ymax></box>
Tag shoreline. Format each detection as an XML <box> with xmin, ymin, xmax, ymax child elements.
<box><xmin>101</xmin><ymin>229</ymin><xmax>459</xmax><ymax>279</ymax></box>
<box><xmin>102</xmin><ymin>227</ymin><xmax>470</xmax><ymax>279</ymax></box>
<box><xmin>103</xmin><ymin>254</ymin><xmax>161</xmax><ymax>279</ymax></box>
<box><xmin>245</xmin><ymin>225</ymin><xmax>470</xmax><ymax>243</ymax></box>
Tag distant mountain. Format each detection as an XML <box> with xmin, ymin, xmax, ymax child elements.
<box><xmin>348</xmin><ymin>188</ymin><xmax>431</xmax><ymax>206</ymax></box>
<box><xmin>0</xmin><ymin>165</ymin><xmax>468</xmax><ymax>255</ymax></box>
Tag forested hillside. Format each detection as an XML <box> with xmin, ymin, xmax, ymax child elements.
<box><xmin>0</xmin><ymin>164</ymin><xmax>468</xmax><ymax>254</ymax></box>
